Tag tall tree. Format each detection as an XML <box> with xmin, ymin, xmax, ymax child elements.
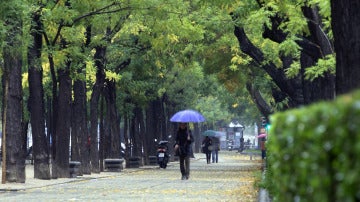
<box><xmin>27</xmin><ymin>7</ymin><xmax>51</xmax><ymax>180</ymax></box>
<box><xmin>72</xmin><ymin>69</ymin><xmax>89</xmax><ymax>175</ymax></box>
<box><xmin>1</xmin><ymin>1</ymin><xmax>25</xmax><ymax>182</ymax></box>
<box><xmin>103</xmin><ymin>79</ymin><xmax>121</xmax><ymax>158</ymax></box>
<box><xmin>331</xmin><ymin>1</ymin><xmax>360</xmax><ymax>95</ymax></box>
<box><xmin>89</xmin><ymin>46</ymin><xmax>105</xmax><ymax>173</ymax></box>
<box><xmin>53</xmin><ymin>61</ymin><xmax>72</xmax><ymax>178</ymax></box>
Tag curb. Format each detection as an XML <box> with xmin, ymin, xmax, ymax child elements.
<box><xmin>258</xmin><ymin>160</ymin><xmax>272</xmax><ymax>202</ymax></box>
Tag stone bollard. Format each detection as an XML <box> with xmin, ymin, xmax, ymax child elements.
<box><xmin>69</xmin><ymin>161</ymin><xmax>81</xmax><ymax>178</ymax></box>
<box><xmin>104</xmin><ymin>158</ymin><xmax>124</xmax><ymax>172</ymax></box>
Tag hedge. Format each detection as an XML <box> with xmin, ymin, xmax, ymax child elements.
<box><xmin>265</xmin><ymin>90</ymin><xmax>360</xmax><ymax>202</ymax></box>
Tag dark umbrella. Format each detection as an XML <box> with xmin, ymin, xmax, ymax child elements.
<box><xmin>202</xmin><ymin>130</ymin><xmax>221</xmax><ymax>137</ymax></box>
<box><xmin>170</xmin><ymin>109</ymin><xmax>205</xmax><ymax>123</ymax></box>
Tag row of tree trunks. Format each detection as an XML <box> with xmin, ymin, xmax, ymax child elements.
<box><xmin>3</xmin><ymin>1</ymin><xmax>188</xmax><ymax>182</ymax></box>
<box><xmin>125</xmin><ymin>98</ymin><xmax>175</xmax><ymax>165</ymax></box>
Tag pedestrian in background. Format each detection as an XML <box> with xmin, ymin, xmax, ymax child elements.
<box><xmin>202</xmin><ymin>136</ymin><xmax>212</xmax><ymax>164</ymax></box>
<box><xmin>260</xmin><ymin>137</ymin><xmax>266</xmax><ymax>160</ymax></box>
<box><xmin>211</xmin><ymin>137</ymin><xmax>220</xmax><ymax>163</ymax></box>
<box><xmin>174</xmin><ymin>123</ymin><xmax>194</xmax><ymax>180</ymax></box>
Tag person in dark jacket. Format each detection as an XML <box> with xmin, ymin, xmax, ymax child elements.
<box><xmin>202</xmin><ymin>136</ymin><xmax>212</xmax><ymax>164</ymax></box>
<box><xmin>174</xmin><ymin>123</ymin><xmax>194</xmax><ymax>180</ymax></box>
<box><xmin>211</xmin><ymin>137</ymin><xmax>220</xmax><ymax>163</ymax></box>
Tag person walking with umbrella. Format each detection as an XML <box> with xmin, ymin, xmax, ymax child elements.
<box><xmin>174</xmin><ymin>123</ymin><xmax>194</xmax><ymax>180</ymax></box>
<box><xmin>202</xmin><ymin>136</ymin><xmax>212</xmax><ymax>164</ymax></box>
<box><xmin>170</xmin><ymin>109</ymin><xmax>205</xmax><ymax>180</ymax></box>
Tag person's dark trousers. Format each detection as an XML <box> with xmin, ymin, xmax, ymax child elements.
<box><xmin>205</xmin><ymin>152</ymin><xmax>211</xmax><ymax>164</ymax></box>
<box><xmin>179</xmin><ymin>156</ymin><xmax>190</xmax><ymax>179</ymax></box>
<box><xmin>212</xmin><ymin>150</ymin><xmax>218</xmax><ymax>163</ymax></box>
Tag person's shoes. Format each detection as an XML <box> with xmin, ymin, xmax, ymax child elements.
<box><xmin>181</xmin><ymin>175</ymin><xmax>186</xmax><ymax>180</ymax></box>
<box><xmin>186</xmin><ymin>175</ymin><xmax>189</xmax><ymax>180</ymax></box>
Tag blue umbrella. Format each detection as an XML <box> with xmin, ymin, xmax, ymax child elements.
<box><xmin>170</xmin><ymin>109</ymin><xmax>206</xmax><ymax>123</ymax></box>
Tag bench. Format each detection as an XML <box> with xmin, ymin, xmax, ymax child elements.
<box><xmin>104</xmin><ymin>158</ymin><xmax>124</xmax><ymax>172</ymax></box>
<box><xmin>148</xmin><ymin>156</ymin><xmax>157</xmax><ymax>165</ymax></box>
<box><xmin>126</xmin><ymin>157</ymin><xmax>141</xmax><ymax>168</ymax></box>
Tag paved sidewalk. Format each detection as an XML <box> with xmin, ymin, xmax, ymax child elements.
<box><xmin>1</xmin><ymin>152</ymin><xmax>263</xmax><ymax>201</ymax></box>
<box><xmin>0</xmin><ymin>162</ymin><xmax>159</xmax><ymax>191</ymax></box>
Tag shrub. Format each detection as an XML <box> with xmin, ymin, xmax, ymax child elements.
<box><xmin>265</xmin><ymin>90</ymin><xmax>360</xmax><ymax>202</ymax></box>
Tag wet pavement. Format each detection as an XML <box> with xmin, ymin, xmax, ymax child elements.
<box><xmin>0</xmin><ymin>151</ymin><xmax>263</xmax><ymax>201</ymax></box>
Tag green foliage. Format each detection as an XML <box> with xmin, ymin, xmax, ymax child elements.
<box><xmin>162</xmin><ymin>62</ymin><xmax>204</xmax><ymax>110</ymax></box>
<box><xmin>305</xmin><ymin>54</ymin><xmax>335</xmax><ymax>81</ymax></box>
<box><xmin>285</xmin><ymin>61</ymin><xmax>301</xmax><ymax>79</ymax></box>
<box><xmin>196</xmin><ymin>96</ymin><xmax>229</xmax><ymax>123</ymax></box>
<box><xmin>278</xmin><ymin>36</ymin><xmax>301</xmax><ymax>58</ymax></box>
<box><xmin>265</xmin><ymin>90</ymin><xmax>360</xmax><ymax>201</ymax></box>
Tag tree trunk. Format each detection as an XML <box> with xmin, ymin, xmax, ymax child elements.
<box><xmin>2</xmin><ymin>39</ymin><xmax>25</xmax><ymax>183</ymax></box>
<box><xmin>48</xmin><ymin>53</ymin><xmax>58</xmax><ymax>178</ymax></box>
<box><xmin>300</xmin><ymin>6</ymin><xmax>335</xmax><ymax>103</ymax></box>
<box><xmin>71</xmin><ymin>25</ymin><xmax>92</xmax><ymax>175</ymax></box>
<box><xmin>331</xmin><ymin>1</ymin><xmax>360</xmax><ymax>95</ymax></box>
<box><xmin>123</xmin><ymin>114</ymin><xmax>130</xmax><ymax>162</ymax></box>
<box><xmin>45</xmin><ymin>96</ymin><xmax>53</xmax><ymax>160</ymax></box>
<box><xmin>28</xmin><ymin>10</ymin><xmax>51</xmax><ymax>179</ymax></box>
<box><xmin>89</xmin><ymin>46</ymin><xmax>106</xmax><ymax>173</ymax></box>
<box><xmin>72</xmin><ymin>76</ymin><xmax>90</xmax><ymax>175</ymax></box>
<box><xmin>160</xmin><ymin>97</ymin><xmax>167</xmax><ymax>143</ymax></box>
<box><xmin>145</xmin><ymin>100</ymin><xmax>158</xmax><ymax>159</ymax></box>
<box><xmin>103</xmin><ymin>79</ymin><xmax>121</xmax><ymax>158</ymax></box>
<box><xmin>130</xmin><ymin>107</ymin><xmax>142</xmax><ymax>159</ymax></box>
<box><xmin>134</xmin><ymin>106</ymin><xmax>144</xmax><ymax>166</ymax></box>
<box><xmin>54</xmin><ymin>63</ymin><xmax>72</xmax><ymax>178</ymax></box>
<box><xmin>99</xmin><ymin>97</ymin><xmax>105</xmax><ymax>171</ymax></box>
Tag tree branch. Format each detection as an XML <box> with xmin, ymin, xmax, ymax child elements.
<box><xmin>246</xmin><ymin>82</ymin><xmax>273</xmax><ymax>117</ymax></box>
<box><xmin>233</xmin><ymin>23</ymin><xmax>302</xmax><ymax>107</ymax></box>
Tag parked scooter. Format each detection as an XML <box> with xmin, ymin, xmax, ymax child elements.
<box><xmin>157</xmin><ymin>140</ymin><xmax>169</xmax><ymax>169</ymax></box>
